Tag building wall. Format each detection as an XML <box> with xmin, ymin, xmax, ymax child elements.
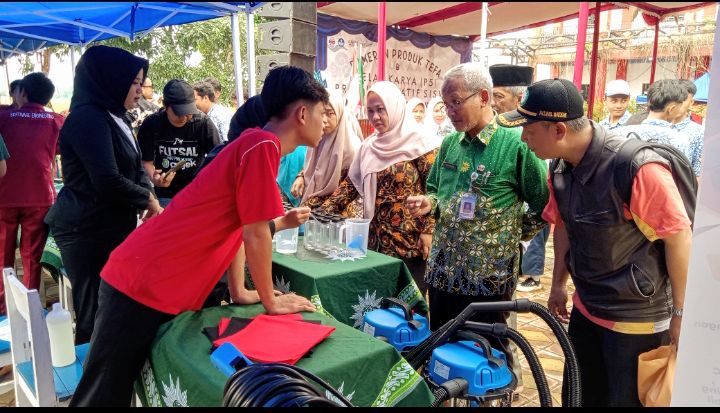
<box><xmin>555</xmin><ymin>57</ymin><xmax>681</xmax><ymax>98</ymax></box>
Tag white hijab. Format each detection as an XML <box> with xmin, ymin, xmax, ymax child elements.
<box><xmin>406</xmin><ymin>97</ymin><xmax>426</xmax><ymax>125</ymax></box>
<box><xmin>348</xmin><ymin>81</ymin><xmax>439</xmax><ymax>220</ymax></box>
<box><xmin>424</xmin><ymin>97</ymin><xmax>447</xmax><ymax>146</ymax></box>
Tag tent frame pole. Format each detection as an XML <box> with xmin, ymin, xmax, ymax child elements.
<box><xmin>377</xmin><ymin>2</ymin><xmax>386</xmax><ymax>81</ymax></box>
<box><xmin>587</xmin><ymin>2</ymin><xmax>601</xmax><ymax>118</ymax></box>
<box><xmin>573</xmin><ymin>2</ymin><xmax>589</xmax><ymax>92</ymax></box>
<box><xmin>650</xmin><ymin>18</ymin><xmax>660</xmax><ymax>84</ymax></box>
<box><xmin>231</xmin><ymin>12</ymin><xmax>244</xmax><ymax>105</ymax></box>
<box><xmin>246</xmin><ymin>4</ymin><xmax>255</xmax><ymax>98</ymax></box>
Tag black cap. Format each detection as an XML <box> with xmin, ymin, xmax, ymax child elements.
<box><xmin>496</xmin><ymin>78</ymin><xmax>584</xmax><ymax>127</ymax></box>
<box><xmin>163</xmin><ymin>79</ymin><xmax>199</xmax><ymax>116</ymax></box>
<box><xmin>489</xmin><ymin>64</ymin><xmax>534</xmax><ymax>87</ymax></box>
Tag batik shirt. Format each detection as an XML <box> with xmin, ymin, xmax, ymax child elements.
<box><xmin>618</xmin><ymin>118</ymin><xmax>695</xmax><ymax>175</ymax></box>
<box><xmin>599</xmin><ymin>110</ymin><xmax>631</xmax><ymax>130</ymax></box>
<box><xmin>321</xmin><ymin>151</ymin><xmax>437</xmax><ymax>259</ymax></box>
<box><xmin>425</xmin><ymin>120</ymin><xmax>548</xmax><ymax>297</ymax></box>
<box><xmin>672</xmin><ymin>116</ymin><xmax>704</xmax><ymax>176</ymax></box>
<box><xmin>207</xmin><ymin>103</ymin><xmax>234</xmax><ymax>143</ymax></box>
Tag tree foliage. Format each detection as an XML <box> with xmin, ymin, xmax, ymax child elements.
<box><xmin>91</xmin><ymin>15</ymin><xmax>269</xmax><ymax>106</ymax></box>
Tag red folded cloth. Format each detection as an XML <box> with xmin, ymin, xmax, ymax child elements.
<box><xmin>218</xmin><ymin>314</ymin><xmax>302</xmax><ymax>336</ymax></box>
<box><xmin>213</xmin><ymin>314</ymin><xmax>335</xmax><ymax>365</ymax></box>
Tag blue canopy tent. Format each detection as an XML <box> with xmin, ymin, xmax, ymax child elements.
<box><xmin>694</xmin><ymin>72</ymin><xmax>709</xmax><ymax>103</ymax></box>
<box><xmin>0</xmin><ymin>2</ymin><xmax>265</xmax><ymax>100</ymax></box>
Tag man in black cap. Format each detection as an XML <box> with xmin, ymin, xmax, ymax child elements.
<box><xmin>138</xmin><ymin>79</ymin><xmax>221</xmax><ymax>207</ymax></box>
<box><xmin>497</xmin><ymin>78</ymin><xmax>691</xmax><ymax>406</ymax></box>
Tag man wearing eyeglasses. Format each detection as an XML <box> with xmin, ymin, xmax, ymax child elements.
<box><xmin>407</xmin><ymin>62</ymin><xmax>549</xmax><ymax>378</ymax></box>
<box><xmin>128</xmin><ymin>77</ymin><xmax>160</xmax><ymax>131</ymax></box>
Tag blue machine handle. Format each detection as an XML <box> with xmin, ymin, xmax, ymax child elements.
<box><xmin>381</xmin><ymin>297</ymin><xmax>422</xmax><ymax>329</ymax></box>
<box><xmin>451</xmin><ymin>330</ymin><xmax>505</xmax><ymax>368</ymax></box>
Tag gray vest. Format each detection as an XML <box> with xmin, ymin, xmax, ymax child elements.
<box><xmin>551</xmin><ymin>122</ymin><xmax>672</xmax><ymax>322</ymax></box>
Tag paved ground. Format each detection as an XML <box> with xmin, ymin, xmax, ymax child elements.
<box><xmin>514</xmin><ymin>234</ymin><xmax>576</xmax><ymax>408</ymax></box>
<box><xmin>1</xmin><ymin>236</ymin><xmax>569</xmax><ymax>407</ymax></box>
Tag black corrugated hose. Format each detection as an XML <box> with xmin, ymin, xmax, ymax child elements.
<box><xmin>506</xmin><ymin>326</ymin><xmax>553</xmax><ymax>407</ymax></box>
<box><xmin>527</xmin><ymin>301</ymin><xmax>581</xmax><ymax>407</ymax></box>
<box><xmin>222</xmin><ymin>363</ymin><xmax>353</xmax><ymax>407</ymax></box>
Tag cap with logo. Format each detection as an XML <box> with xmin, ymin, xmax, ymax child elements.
<box><xmin>163</xmin><ymin>79</ymin><xmax>199</xmax><ymax>116</ymax></box>
<box><xmin>489</xmin><ymin>64</ymin><xmax>534</xmax><ymax>87</ymax></box>
<box><xmin>496</xmin><ymin>78</ymin><xmax>584</xmax><ymax>128</ymax></box>
<box><xmin>605</xmin><ymin>79</ymin><xmax>631</xmax><ymax>97</ymax></box>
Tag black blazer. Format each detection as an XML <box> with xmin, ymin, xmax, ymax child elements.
<box><xmin>46</xmin><ymin>105</ymin><xmax>152</xmax><ymax>234</ymax></box>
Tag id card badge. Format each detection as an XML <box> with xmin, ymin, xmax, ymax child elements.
<box><xmin>458</xmin><ymin>192</ymin><xmax>477</xmax><ymax>220</ymax></box>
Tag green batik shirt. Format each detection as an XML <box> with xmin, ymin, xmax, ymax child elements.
<box><xmin>425</xmin><ymin>119</ymin><xmax>548</xmax><ymax>297</ymax></box>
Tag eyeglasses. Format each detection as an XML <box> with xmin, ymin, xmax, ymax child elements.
<box><xmin>442</xmin><ymin>91</ymin><xmax>479</xmax><ymax>112</ymax></box>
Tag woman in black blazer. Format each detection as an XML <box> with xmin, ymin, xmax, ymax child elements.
<box><xmin>45</xmin><ymin>46</ymin><xmax>162</xmax><ymax>344</ymax></box>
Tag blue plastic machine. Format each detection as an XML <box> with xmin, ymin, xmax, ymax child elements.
<box><xmin>427</xmin><ymin>331</ymin><xmax>513</xmax><ymax>397</ymax></box>
<box><xmin>211</xmin><ymin>342</ymin><xmax>254</xmax><ymax>378</ymax></box>
<box><xmin>362</xmin><ymin>297</ymin><xmax>430</xmax><ymax>351</ymax></box>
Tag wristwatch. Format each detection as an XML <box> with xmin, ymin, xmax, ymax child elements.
<box><xmin>671</xmin><ymin>307</ymin><xmax>683</xmax><ymax>317</ymax></box>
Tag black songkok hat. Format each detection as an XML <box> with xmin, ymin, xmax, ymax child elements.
<box><xmin>489</xmin><ymin>64</ymin><xmax>534</xmax><ymax>87</ymax></box>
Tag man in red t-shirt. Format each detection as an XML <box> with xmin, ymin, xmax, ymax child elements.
<box><xmin>0</xmin><ymin>73</ymin><xmax>63</xmax><ymax>314</ymax></box>
<box><xmin>70</xmin><ymin>66</ymin><xmax>329</xmax><ymax>407</ymax></box>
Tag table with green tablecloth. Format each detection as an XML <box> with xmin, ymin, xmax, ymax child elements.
<box><xmin>134</xmin><ymin>304</ymin><xmax>434</xmax><ymax>407</ymax></box>
<box><xmin>268</xmin><ymin>243</ymin><xmax>427</xmax><ymax>329</ymax></box>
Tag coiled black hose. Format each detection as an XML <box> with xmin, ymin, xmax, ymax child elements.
<box><xmin>527</xmin><ymin>301</ymin><xmax>581</xmax><ymax>407</ymax></box>
<box><xmin>222</xmin><ymin>363</ymin><xmax>353</xmax><ymax>407</ymax></box>
<box><xmin>505</xmin><ymin>326</ymin><xmax>553</xmax><ymax>407</ymax></box>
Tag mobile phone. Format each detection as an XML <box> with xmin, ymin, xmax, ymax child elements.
<box><xmin>166</xmin><ymin>160</ymin><xmax>188</xmax><ymax>175</ymax></box>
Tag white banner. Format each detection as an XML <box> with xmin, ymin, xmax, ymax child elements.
<box><xmin>322</xmin><ymin>31</ymin><xmax>462</xmax><ymax>103</ymax></box>
<box><xmin>671</xmin><ymin>11</ymin><xmax>720</xmax><ymax>407</ymax></box>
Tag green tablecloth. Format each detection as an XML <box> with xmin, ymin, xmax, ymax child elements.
<box><xmin>134</xmin><ymin>304</ymin><xmax>434</xmax><ymax>407</ymax></box>
<box><xmin>269</xmin><ymin>243</ymin><xmax>427</xmax><ymax>329</ymax></box>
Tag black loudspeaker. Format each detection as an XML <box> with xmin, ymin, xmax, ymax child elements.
<box><xmin>256</xmin><ymin>2</ymin><xmax>317</xmax><ymax>24</ymax></box>
<box><xmin>258</xmin><ymin>19</ymin><xmax>317</xmax><ymax>56</ymax></box>
<box><xmin>257</xmin><ymin>53</ymin><xmax>316</xmax><ymax>80</ymax></box>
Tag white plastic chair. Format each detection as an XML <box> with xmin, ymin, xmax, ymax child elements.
<box><xmin>3</xmin><ymin>267</ymin><xmax>88</xmax><ymax>406</ymax></box>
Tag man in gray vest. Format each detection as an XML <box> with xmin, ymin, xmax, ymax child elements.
<box><xmin>497</xmin><ymin>78</ymin><xmax>692</xmax><ymax>406</ymax></box>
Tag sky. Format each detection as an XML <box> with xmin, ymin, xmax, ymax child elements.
<box><xmin>1</xmin><ymin>52</ymin><xmax>75</xmax><ymax>104</ymax></box>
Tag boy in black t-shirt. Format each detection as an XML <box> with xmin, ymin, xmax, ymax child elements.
<box><xmin>138</xmin><ymin>79</ymin><xmax>220</xmax><ymax>207</ymax></box>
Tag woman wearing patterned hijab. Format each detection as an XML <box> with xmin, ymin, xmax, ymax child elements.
<box><xmin>290</xmin><ymin>92</ymin><xmax>362</xmax><ymax>209</ymax></box>
<box><xmin>320</xmin><ymin>81</ymin><xmax>440</xmax><ymax>292</ymax></box>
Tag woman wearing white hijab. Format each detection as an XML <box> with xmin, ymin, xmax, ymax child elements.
<box><xmin>423</xmin><ymin>96</ymin><xmax>455</xmax><ymax>147</ymax></box>
<box><xmin>321</xmin><ymin>81</ymin><xmax>440</xmax><ymax>291</ymax></box>
<box><xmin>406</xmin><ymin>97</ymin><xmax>426</xmax><ymax>125</ymax></box>
<box><xmin>290</xmin><ymin>92</ymin><xmax>362</xmax><ymax>209</ymax></box>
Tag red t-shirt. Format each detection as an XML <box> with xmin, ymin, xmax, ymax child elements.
<box><xmin>0</xmin><ymin>103</ymin><xmax>63</xmax><ymax>207</ymax></box>
<box><xmin>101</xmin><ymin>128</ymin><xmax>285</xmax><ymax>314</ymax></box>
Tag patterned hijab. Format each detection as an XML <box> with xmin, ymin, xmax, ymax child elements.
<box><xmin>301</xmin><ymin>92</ymin><xmax>362</xmax><ymax>205</ymax></box>
<box><xmin>348</xmin><ymin>81</ymin><xmax>438</xmax><ymax>220</ymax></box>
